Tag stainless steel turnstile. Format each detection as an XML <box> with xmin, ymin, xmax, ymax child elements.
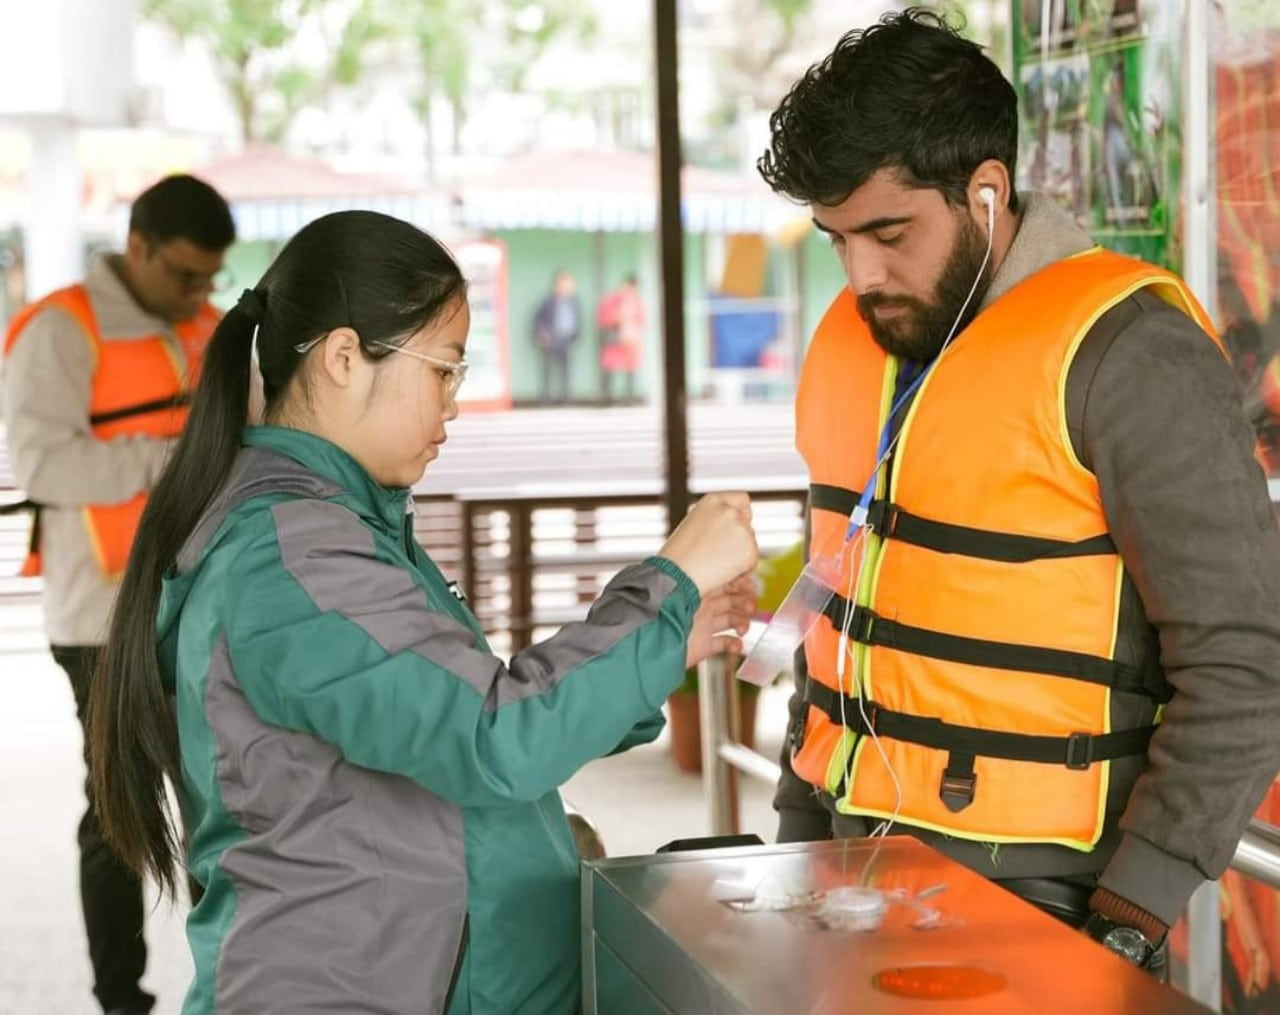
<box><xmin>582</xmin><ymin>837</ymin><xmax>1208</xmax><ymax>1014</ymax></box>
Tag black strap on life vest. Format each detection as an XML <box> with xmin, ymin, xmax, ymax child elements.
<box><xmin>821</xmin><ymin>595</ymin><xmax>1170</xmax><ymax>703</ymax></box>
<box><xmin>89</xmin><ymin>392</ymin><xmax>190</xmax><ymax>427</ymax></box>
<box><xmin>804</xmin><ymin>679</ymin><xmax>1156</xmax><ymax>812</ymax></box>
<box><xmin>809</xmin><ymin>482</ymin><xmax>862</xmax><ymax>517</ymax></box>
<box><xmin>0</xmin><ymin>393</ymin><xmax>190</xmax><ymax>572</ymax></box>
<box><xmin>809</xmin><ymin>483</ymin><xmax>1116</xmax><ymax>563</ymax></box>
<box><xmin>0</xmin><ymin>496</ymin><xmax>40</xmax><ymax>574</ymax></box>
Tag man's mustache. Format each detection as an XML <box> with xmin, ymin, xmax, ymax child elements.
<box><xmin>857</xmin><ymin>293</ymin><xmax>924</xmax><ymax>319</ymax></box>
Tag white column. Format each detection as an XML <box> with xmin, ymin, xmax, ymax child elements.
<box><xmin>1180</xmin><ymin>1</ymin><xmax>1221</xmax><ymax>1009</ymax></box>
<box><xmin>24</xmin><ymin>117</ymin><xmax>83</xmax><ymax>297</ymax></box>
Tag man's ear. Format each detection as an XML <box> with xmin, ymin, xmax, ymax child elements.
<box><xmin>966</xmin><ymin>159</ymin><xmax>1013</xmax><ymax>224</ymax></box>
<box><xmin>125</xmin><ymin>230</ymin><xmax>148</xmax><ymax>263</ymax></box>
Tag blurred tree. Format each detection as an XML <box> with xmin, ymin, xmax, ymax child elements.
<box><xmin>691</xmin><ymin>0</ymin><xmax>816</xmax><ymax>169</ymax></box>
<box><xmin>143</xmin><ymin>0</ymin><xmax>369</xmax><ymax>144</ymax></box>
<box><xmin>337</xmin><ymin>0</ymin><xmax>597</xmax><ymax>181</ymax></box>
<box><xmin>145</xmin><ymin>0</ymin><xmax>597</xmax><ymax>173</ymax></box>
<box><xmin>716</xmin><ymin>0</ymin><xmax>815</xmax><ymax>111</ymax></box>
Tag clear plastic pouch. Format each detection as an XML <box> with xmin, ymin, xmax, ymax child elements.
<box><xmin>736</xmin><ymin>541</ymin><xmax>854</xmax><ymax>687</ymax></box>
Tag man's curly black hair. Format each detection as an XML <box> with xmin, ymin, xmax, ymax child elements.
<box><xmin>758</xmin><ymin>8</ymin><xmax>1020</xmax><ymax>213</ymax></box>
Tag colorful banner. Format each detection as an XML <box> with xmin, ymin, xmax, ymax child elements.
<box><xmin>1013</xmin><ymin>0</ymin><xmax>1180</xmax><ymax>267</ymax></box>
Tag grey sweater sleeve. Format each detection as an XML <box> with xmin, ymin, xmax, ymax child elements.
<box><xmin>1079</xmin><ymin>293</ymin><xmax>1280</xmax><ymax>925</ymax></box>
<box><xmin>1</xmin><ymin>306</ymin><xmax>173</xmax><ymax>506</ymax></box>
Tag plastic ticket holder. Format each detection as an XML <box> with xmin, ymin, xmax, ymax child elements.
<box><xmin>736</xmin><ymin>548</ymin><xmax>848</xmax><ymax>687</ymax></box>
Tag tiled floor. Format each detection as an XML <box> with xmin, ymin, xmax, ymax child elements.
<box><xmin>0</xmin><ymin>644</ymin><xmax>789</xmax><ymax>1013</ymax></box>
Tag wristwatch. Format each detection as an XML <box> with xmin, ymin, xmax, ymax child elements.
<box><xmin>1085</xmin><ymin>913</ymin><xmax>1156</xmax><ymax>967</ymax></box>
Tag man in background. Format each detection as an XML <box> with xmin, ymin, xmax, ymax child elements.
<box><xmin>2</xmin><ymin>173</ymin><xmax>234</xmax><ymax>1015</ymax></box>
<box><xmin>532</xmin><ymin>268</ymin><xmax>581</xmax><ymax>405</ymax></box>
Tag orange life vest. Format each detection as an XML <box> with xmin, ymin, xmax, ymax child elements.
<box><xmin>3</xmin><ymin>284</ymin><xmax>218</xmax><ymax>577</ymax></box>
<box><xmin>792</xmin><ymin>248</ymin><xmax>1219</xmax><ymax>852</ymax></box>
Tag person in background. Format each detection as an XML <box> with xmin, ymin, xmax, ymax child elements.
<box><xmin>532</xmin><ymin>268</ymin><xmax>580</xmax><ymax>405</ymax></box>
<box><xmin>597</xmin><ymin>273</ymin><xmax>645</xmax><ymax>404</ymax></box>
<box><xmin>758</xmin><ymin>9</ymin><xmax>1280</xmax><ymax>976</ymax></box>
<box><xmin>2</xmin><ymin>173</ymin><xmax>234</xmax><ymax>1015</ymax></box>
<box><xmin>89</xmin><ymin>210</ymin><xmax>759</xmax><ymax>1014</ymax></box>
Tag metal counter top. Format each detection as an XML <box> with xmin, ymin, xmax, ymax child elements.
<box><xmin>582</xmin><ymin>836</ymin><xmax>1207</xmax><ymax>1014</ymax></box>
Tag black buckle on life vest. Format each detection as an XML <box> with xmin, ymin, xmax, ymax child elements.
<box><xmin>939</xmin><ymin>751</ymin><xmax>977</xmax><ymax>812</ymax></box>
<box><xmin>787</xmin><ymin>703</ymin><xmax>808</xmax><ymax>753</ymax></box>
<box><xmin>864</xmin><ymin>499</ymin><xmax>898</xmax><ymax>536</ymax></box>
<box><xmin>939</xmin><ymin>772</ymin><xmax>977</xmax><ymax>812</ymax></box>
<box><xmin>852</xmin><ymin>606</ymin><xmax>876</xmax><ymax>644</ymax></box>
<box><xmin>1064</xmin><ymin>732</ymin><xmax>1095</xmax><ymax>770</ymax></box>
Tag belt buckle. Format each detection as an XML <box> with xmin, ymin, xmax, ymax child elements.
<box><xmin>1065</xmin><ymin>732</ymin><xmax>1094</xmax><ymax>770</ymax></box>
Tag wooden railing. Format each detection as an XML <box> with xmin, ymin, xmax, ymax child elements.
<box><xmin>447</xmin><ymin>479</ymin><xmax>805</xmax><ymax>654</ymax></box>
<box><xmin>1</xmin><ymin>483</ymin><xmax>807</xmax><ymax>656</ymax></box>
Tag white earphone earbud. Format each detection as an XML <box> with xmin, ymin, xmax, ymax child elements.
<box><xmin>979</xmin><ymin>186</ymin><xmax>996</xmax><ymax>234</ymax></box>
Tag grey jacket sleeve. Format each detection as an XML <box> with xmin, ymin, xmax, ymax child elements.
<box><xmin>1</xmin><ymin>306</ymin><xmax>173</xmax><ymax>506</ymax></box>
<box><xmin>774</xmin><ymin>501</ymin><xmax>835</xmax><ymax>842</ymax></box>
<box><xmin>1081</xmin><ymin>294</ymin><xmax>1280</xmax><ymax>926</ymax></box>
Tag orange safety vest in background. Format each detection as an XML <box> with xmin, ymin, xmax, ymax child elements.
<box><xmin>2</xmin><ymin>284</ymin><xmax>217</xmax><ymax>577</ymax></box>
<box><xmin>792</xmin><ymin>248</ymin><xmax>1219</xmax><ymax>852</ymax></box>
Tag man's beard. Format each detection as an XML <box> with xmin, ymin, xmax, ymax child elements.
<box><xmin>857</xmin><ymin>215</ymin><xmax>992</xmax><ymax>362</ymax></box>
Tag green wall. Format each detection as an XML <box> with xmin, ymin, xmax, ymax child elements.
<box><xmin>800</xmin><ymin>228</ymin><xmax>847</xmax><ymax>352</ymax></box>
<box><xmin>212</xmin><ymin>239</ymin><xmax>279</xmax><ymax>312</ymax></box>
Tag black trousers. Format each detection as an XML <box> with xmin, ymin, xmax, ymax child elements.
<box><xmin>52</xmin><ymin>644</ymin><xmax>155</xmax><ymax>1015</ymax></box>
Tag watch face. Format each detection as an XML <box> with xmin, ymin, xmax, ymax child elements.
<box><xmin>1102</xmin><ymin>926</ymin><xmax>1153</xmax><ymax>966</ymax></box>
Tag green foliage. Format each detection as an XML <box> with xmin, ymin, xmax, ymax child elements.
<box><xmin>144</xmin><ymin>0</ymin><xmax>595</xmax><ymax>147</ymax></box>
<box><xmin>144</xmin><ymin>0</ymin><xmax>360</xmax><ymax>142</ymax></box>
<box><xmin>493</xmin><ymin>0</ymin><xmax>599</xmax><ymax>92</ymax></box>
<box><xmin>763</xmin><ymin>0</ymin><xmax>812</xmax><ymax>32</ymax></box>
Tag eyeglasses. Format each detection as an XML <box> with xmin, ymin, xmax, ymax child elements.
<box><xmin>151</xmin><ymin>247</ymin><xmax>232</xmax><ymax>293</ymax></box>
<box><xmin>375</xmin><ymin>343</ymin><xmax>469</xmax><ymax>399</ymax></box>
<box><xmin>293</xmin><ymin>337</ymin><xmax>468</xmax><ymax>400</ymax></box>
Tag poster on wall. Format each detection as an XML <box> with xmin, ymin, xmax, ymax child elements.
<box><xmin>1215</xmin><ymin>10</ymin><xmax>1280</xmax><ymax>477</ymax></box>
<box><xmin>1013</xmin><ymin>0</ymin><xmax>1180</xmax><ymax>269</ymax></box>
<box><xmin>1017</xmin><ymin>53</ymin><xmax>1090</xmax><ymax>223</ymax></box>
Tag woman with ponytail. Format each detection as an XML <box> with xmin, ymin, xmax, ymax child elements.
<box><xmin>88</xmin><ymin>210</ymin><xmax>758</xmax><ymax>1014</ymax></box>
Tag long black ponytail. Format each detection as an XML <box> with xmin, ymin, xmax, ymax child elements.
<box><xmin>89</xmin><ymin>210</ymin><xmax>466</xmax><ymax>894</ymax></box>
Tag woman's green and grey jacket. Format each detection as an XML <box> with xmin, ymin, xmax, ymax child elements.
<box><xmin>162</xmin><ymin>425</ymin><xmax>697</xmax><ymax>1014</ymax></box>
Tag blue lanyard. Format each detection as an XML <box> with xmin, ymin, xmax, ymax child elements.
<box><xmin>846</xmin><ymin>358</ymin><xmax>931</xmax><ymax>538</ymax></box>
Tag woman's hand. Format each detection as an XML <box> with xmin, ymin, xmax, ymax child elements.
<box><xmin>686</xmin><ymin>573</ymin><xmax>757</xmax><ymax>668</ymax></box>
<box><xmin>658</xmin><ymin>492</ymin><xmax>759</xmax><ymax>595</ymax></box>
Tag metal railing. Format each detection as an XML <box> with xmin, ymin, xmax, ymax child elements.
<box><xmin>697</xmin><ymin>653</ymin><xmax>1280</xmax><ymax>1013</ymax></box>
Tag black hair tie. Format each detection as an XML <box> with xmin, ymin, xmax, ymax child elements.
<box><xmin>237</xmin><ymin>288</ymin><xmax>266</xmax><ymax>324</ymax></box>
